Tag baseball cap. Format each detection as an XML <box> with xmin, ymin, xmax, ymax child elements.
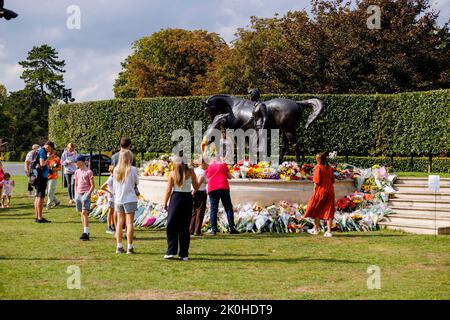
<box><xmin>75</xmin><ymin>155</ymin><xmax>86</xmax><ymax>162</ymax></box>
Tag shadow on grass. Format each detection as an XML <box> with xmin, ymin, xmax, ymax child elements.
<box><xmin>0</xmin><ymin>203</ymin><xmax>35</xmax><ymax>211</ymax></box>
<box><xmin>333</xmin><ymin>233</ymin><xmax>407</xmax><ymax>238</ymax></box>
<box><xmin>0</xmin><ymin>256</ymin><xmax>109</xmax><ymax>262</ymax></box>
<box><xmin>194</xmin><ymin>253</ymin><xmax>269</xmax><ymax>257</ymax></box>
<box><xmin>0</xmin><ymin>211</ymin><xmax>33</xmax><ymax>218</ymax></box>
<box><xmin>134</xmin><ymin>237</ymin><xmax>168</xmax><ymax>242</ymax></box>
<box><xmin>158</xmin><ymin>255</ymin><xmax>367</xmax><ymax>264</ymax></box>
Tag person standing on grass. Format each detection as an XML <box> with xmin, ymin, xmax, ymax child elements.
<box><xmin>111</xmin><ymin>137</ymin><xmax>140</xmax><ymax>240</ymax></box>
<box><xmin>100</xmin><ymin>165</ymin><xmax>116</xmax><ymax>235</ymax></box>
<box><xmin>304</xmin><ymin>152</ymin><xmax>336</xmax><ymax>238</ymax></box>
<box><xmin>0</xmin><ymin>161</ymin><xmax>4</xmax><ymax>200</ymax></box>
<box><xmin>24</xmin><ymin>144</ymin><xmax>40</xmax><ymax>197</ymax></box>
<box><xmin>1</xmin><ymin>173</ymin><xmax>14</xmax><ymax>208</ymax></box>
<box><xmin>111</xmin><ymin>137</ymin><xmax>136</xmax><ymax>167</ymax></box>
<box><xmin>34</xmin><ymin>142</ymin><xmax>55</xmax><ymax>223</ymax></box>
<box><xmin>203</xmin><ymin>154</ymin><xmax>238</xmax><ymax>235</ymax></box>
<box><xmin>190</xmin><ymin>159</ymin><xmax>208</xmax><ymax>236</ymax></box>
<box><xmin>61</xmin><ymin>143</ymin><xmax>78</xmax><ymax>204</ymax></box>
<box><xmin>74</xmin><ymin>155</ymin><xmax>94</xmax><ymax>241</ymax></box>
<box><xmin>113</xmin><ymin>150</ymin><xmax>139</xmax><ymax>254</ymax></box>
<box><xmin>46</xmin><ymin>149</ymin><xmax>62</xmax><ymax>210</ymax></box>
<box><xmin>163</xmin><ymin>156</ymin><xmax>199</xmax><ymax>261</ymax></box>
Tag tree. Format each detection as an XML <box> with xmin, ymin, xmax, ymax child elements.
<box><xmin>1</xmin><ymin>88</ymin><xmax>49</xmax><ymax>151</ymax></box>
<box><xmin>216</xmin><ymin>0</ymin><xmax>450</xmax><ymax>94</ymax></box>
<box><xmin>0</xmin><ymin>84</ymin><xmax>6</xmax><ymax>100</ymax></box>
<box><xmin>114</xmin><ymin>29</ymin><xmax>229</xmax><ymax>98</ymax></box>
<box><xmin>19</xmin><ymin>44</ymin><xmax>66</xmax><ymax>100</ymax></box>
<box><xmin>0</xmin><ymin>84</ymin><xmax>15</xmax><ymax>151</ymax></box>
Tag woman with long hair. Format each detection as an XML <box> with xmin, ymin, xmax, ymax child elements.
<box><xmin>163</xmin><ymin>156</ymin><xmax>199</xmax><ymax>261</ymax></box>
<box><xmin>304</xmin><ymin>152</ymin><xmax>336</xmax><ymax>237</ymax></box>
<box><xmin>113</xmin><ymin>150</ymin><xmax>139</xmax><ymax>254</ymax></box>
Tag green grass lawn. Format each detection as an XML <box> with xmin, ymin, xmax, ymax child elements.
<box><xmin>0</xmin><ymin>176</ymin><xmax>449</xmax><ymax>300</ymax></box>
<box><xmin>395</xmin><ymin>172</ymin><xmax>450</xmax><ymax>178</ymax></box>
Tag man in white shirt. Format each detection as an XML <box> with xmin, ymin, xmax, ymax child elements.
<box><xmin>24</xmin><ymin>144</ymin><xmax>40</xmax><ymax>197</ymax></box>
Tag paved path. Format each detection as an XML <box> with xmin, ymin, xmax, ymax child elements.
<box><xmin>2</xmin><ymin>162</ymin><xmax>25</xmax><ymax>176</ymax></box>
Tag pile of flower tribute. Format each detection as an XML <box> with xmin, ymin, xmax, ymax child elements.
<box><xmin>89</xmin><ymin>164</ymin><xmax>396</xmax><ymax>233</ymax></box>
<box><xmin>141</xmin><ymin>156</ymin><xmax>354</xmax><ymax>181</ymax></box>
<box><xmin>141</xmin><ymin>156</ymin><xmax>173</xmax><ymax>177</ymax></box>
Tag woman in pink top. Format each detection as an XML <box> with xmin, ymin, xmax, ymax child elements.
<box><xmin>204</xmin><ymin>157</ymin><xmax>238</xmax><ymax>235</ymax></box>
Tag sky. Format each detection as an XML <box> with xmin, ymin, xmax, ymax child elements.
<box><xmin>0</xmin><ymin>0</ymin><xmax>449</xmax><ymax>102</ymax></box>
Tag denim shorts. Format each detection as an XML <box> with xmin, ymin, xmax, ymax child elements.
<box><xmin>75</xmin><ymin>193</ymin><xmax>91</xmax><ymax>212</ymax></box>
<box><xmin>115</xmin><ymin>202</ymin><xmax>138</xmax><ymax>214</ymax></box>
<box><xmin>108</xmin><ymin>201</ymin><xmax>115</xmax><ymax>209</ymax></box>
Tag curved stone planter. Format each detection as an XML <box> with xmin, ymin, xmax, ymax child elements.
<box><xmin>139</xmin><ymin>176</ymin><xmax>356</xmax><ymax>206</ymax></box>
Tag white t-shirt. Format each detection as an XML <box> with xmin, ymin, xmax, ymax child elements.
<box><xmin>194</xmin><ymin>167</ymin><xmax>207</xmax><ymax>191</ymax></box>
<box><xmin>25</xmin><ymin>150</ymin><xmax>34</xmax><ymax>162</ymax></box>
<box><xmin>113</xmin><ymin>167</ymin><xmax>138</xmax><ymax>204</ymax></box>
<box><xmin>105</xmin><ymin>175</ymin><xmax>114</xmax><ymax>202</ymax></box>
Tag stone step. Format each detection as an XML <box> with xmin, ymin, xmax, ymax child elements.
<box><xmin>381</xmin><ymin>215</ymin><xmax>450</xmax><ymax>228</ymax></box>
<box><xmin>378</xmin><ymin>222</ymin><xmax>449</xmax><ymax>235</ymax></box>
<box><xmin>387</xmin><ymin>208</ymin><xmax>450</xmax><ymax>220</ymax></box>
<box><xmin>395</xmin><ymin>178</ymin><xmax>450</xmax><ymax>186</ymax></box>
<box><xmin>390</xmin><ymin>205</ymin><xmax>450</xmax><ymax>214</ymax></box>
<box><xmin>389</xmin><ymin>198</ymin><xmax>450</xmax><ymax>210</ymax></box>
<box><xmin>393</xmin><ymin>192</ymin><xmax>450</xmax><ymax>201</ymax></box>
<box><xmin>393</xmin><ymin>185</ymin><xmax>450</xmax><ymax>193</ymax></box>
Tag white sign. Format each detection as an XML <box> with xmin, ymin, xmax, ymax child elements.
<box><xmin>428</xmin><ymin>175</ymin><xmax>440</xmax><ymax>193</ymax></box>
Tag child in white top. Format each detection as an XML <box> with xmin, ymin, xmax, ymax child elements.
<box><xmin>1</xmin><ymin>173</ymin><xmax>15</xmax><ymax>208</ymax></box>
<box><xmin>100</xmin><ymin>165</ymin><xmax>116</xmax><ymax>235</ymax></box>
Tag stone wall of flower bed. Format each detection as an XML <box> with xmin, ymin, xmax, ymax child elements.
<box><xmin>49</xmin><ymin>89</ymin><xmax>449</xmax><ymax>157</ymax></box>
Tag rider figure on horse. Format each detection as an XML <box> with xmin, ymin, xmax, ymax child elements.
<box><xmin>242</xmin><ymin>88</ymin><xmax>269</xmax><ymax>130</ymax></box>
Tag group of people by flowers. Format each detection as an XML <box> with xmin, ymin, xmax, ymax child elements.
<box><xmin>2</xmin><ymin>134</ymin><xmax>394</xmax><ymax>262</ymax></box>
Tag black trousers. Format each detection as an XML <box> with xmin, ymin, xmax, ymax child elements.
<box><xmin>209</xmin><ymin>189</ymin><xmax>236</xmax><ymax>232</ymax></box>
<box><xmin>190</xmin><ymin>191</ymin><xmax>207</xmax><ymax>235</ymax></box>
<box><xmin>166</xmin><ymin>192</ymin><xmax>193</xmax><ymax>257</ymax></box>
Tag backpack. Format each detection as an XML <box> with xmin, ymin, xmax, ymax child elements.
<box><xmin>29</xmin><ymin>148</ymin><xmax>44</xmax><ymax>185</ymax></box>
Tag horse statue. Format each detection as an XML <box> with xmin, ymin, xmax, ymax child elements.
<box><xmin>203</xmin><ymin>94</ymin><xmax>324</xmax><ymax>163</ymax></box>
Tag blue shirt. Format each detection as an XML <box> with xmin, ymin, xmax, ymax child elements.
<box><xmin>38</xmin><ymin>148</ymin><xmax>49</xmax><ymax>179</ymax></box>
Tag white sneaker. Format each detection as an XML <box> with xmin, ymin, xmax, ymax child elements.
<box><xmin>180</xmin><ymin>257</ymin><xmax>189</xmax><ymax>261</ymax></box>
<box><xmin>324</xmin><ymin>232</ymin><xmax>333</xmax><ymax>238</ymax></box>
<box><xmin>307</xmin><ymin>228</ymin><xmax>319</xmax><ymax>235</ymax></box>
<box><xmin>164</xmin><ymin>254</ymin><xmax>175</xmax><ymax>259</ymax></box>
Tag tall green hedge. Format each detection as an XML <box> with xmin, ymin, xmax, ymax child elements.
<box><xmin>49</xmin><ymin>90</ymin><xmax>449</xmax><ymax>156</ymax></box>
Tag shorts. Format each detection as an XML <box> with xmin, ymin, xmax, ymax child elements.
<box><xmin>108</xmin><ymin>201</ymin><xmax>115</xmax><ymax>209</ymax></box>
<box><xmin>35</xmin><ymin>178</ymin><xmax>48</xmax><ymax>199</ymax></box>
<box><xmin>75</xmin><ymin>193</ymin><xmax>91</xmax><ymax>212</ymax></box>
<box><xmin>115</xmin><ymin>202</ymin><xmax>138</xmax><ymax>214</ymax></box>
<box><xmin>2</xmin><ymin>191</ymin><xmax>12</xmax><ymax>197</ymax></box>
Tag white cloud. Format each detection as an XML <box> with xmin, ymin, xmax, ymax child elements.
<box><xmin>61</xmin><ymin>47</ymin><xmax>130</xmax><ymax>101</ymax></box>
<box><xmin>0</xmin><ymin>62</ymin><xmax>23</xmax><ymax>92</ymax></box>
<box><xmin>0</xmin><ymin>0</ymin><xmax>448</xmax><ymax>101</ymax></box>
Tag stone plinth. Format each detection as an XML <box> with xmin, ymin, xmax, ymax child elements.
<box><xmin>139</xmin><ymin>176</ymin><xmax>356</xmax><ymax>206</ymax></box>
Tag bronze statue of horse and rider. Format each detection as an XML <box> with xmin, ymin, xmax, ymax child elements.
<box><xmin>202</xmin><ymin>89</ymin><xmax>324</xmax><ymax>163</ymax></box>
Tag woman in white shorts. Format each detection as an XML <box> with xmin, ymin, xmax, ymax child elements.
<box><xmin>113</xmin><ymin>150</ymin><xmax>139</xmax><ymax>254</ymax></box>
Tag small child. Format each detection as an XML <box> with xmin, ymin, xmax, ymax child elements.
<box><xmin>0</xmin><ymin>161</ymin><xmax>4</xmax><ymax>198</ymax></box>
<box><xmin>100</xmin><ymin>165</ymin><xmax>116</xmax><ymax>235</ymax></box>
<box><xmin>74</xmin><ymin>155</ymin><xmax>95</xmax><ymax>241</ymax></box>
<box><xmin>1</xmin><ymin>173</ymin><xmax>15</xmax><ymax>208</ymax></box>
